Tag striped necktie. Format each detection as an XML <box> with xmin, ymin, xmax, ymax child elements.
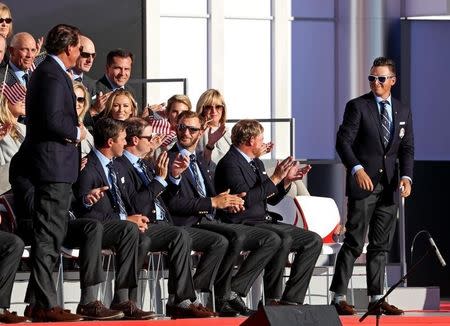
<box><xmin>137</xmin><ymin>159</ymin><xmax>167</xmax><ymax>221</ymax></box>
<box><xmin>106</xmin><ymin>161</ymin><xmax>127</xmax><ymax>218</ymax></box>
<box><xmin>189</xmin><ymin>154</ymin><xmax>214</xmax><ymax>220</ymax></box>
<box><xmin>380</xmin><ymin>100</ymin><xmax>391</xmax><ymax>148</ymax></box>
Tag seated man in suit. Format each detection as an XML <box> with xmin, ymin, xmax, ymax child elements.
<box><xmin>0</xmin><ymin>225</ymin><xmax>29</xmax><ymax>323</ymax></box>
<box><xmin>165</xmin><ymin>111</ymin><xmax>282</xmax><ymax>316</ymax></box>
<box><xmin>215</xmin><ymin>119</ymin><xmax>323</xmax><ymax>306</ymax></box>
<box><xmin>114</xmin><ymin>117</ymin><xmax>224</xmax><ymax>318</ymax></box>
<box><xmin>75</xmin><ymin>117</ymin><xmax>214</xmax><ymax>319</ymax></box>
<box><xmin>92</xmin><ymin>49</ymin><xmax>135</xmax><ymax>116</ymax></box>
<box><xmin>9</xmin><ymin>150</ymin><xmax>125</xmax><ymax>321</ymax></box>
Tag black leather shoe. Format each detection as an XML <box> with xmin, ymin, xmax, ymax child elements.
<box><xmin>228</xmin><ymin>296</ymin><xmax>256</xmax><ymax>317</ymax></box>
<box><xmin>216</xmin><ymin>301</ymin><xmax>240</xmax><ymax>317</ymax></box>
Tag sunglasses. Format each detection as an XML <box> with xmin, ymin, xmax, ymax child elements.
<box><xmin>177</xmin><ymin>124</ymin><xmax>201</xmax><ymax>133</ymax></box>
<box><xmin>0</xmin><ymin>18</ymin><xmax>12</xmax><ymax>24</ymax></box>
<box><xmin>76</xmin><ymin>97</ymin><xmax>86</xmax><ymax>103</ymax></box>
<box><xmin>203</xmin><ymin>104</ymin><xmax>224</xmax><ymax>111</ymax></box>
<box><xmin>80</xmin><ymin>51</ymin><xmax>96</xmax><ymax>59</ymax></box>
<box><xmin>368</xmin><ymin>75</ymin><xmax>394</xmax><ymax>84</ymax></box>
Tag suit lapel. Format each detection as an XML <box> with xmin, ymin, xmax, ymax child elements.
<box><xmin>365</xmin><ymin>94</ymin><xmax>386</xmax><ymax>150</ymax></box>
<box><xmin>89</xmin><ymin>152</ymin><xmax>114</xmax><ymax>204</ymax></box>
<box><xmin>197</xmin><ymin>157</ymin><xmax>215</xmax><ymax>196</ymax></box>
<box><xmin>230</xmin><ymin>146</ymin><xmax>258</xmax><ymax>184</ymax></box>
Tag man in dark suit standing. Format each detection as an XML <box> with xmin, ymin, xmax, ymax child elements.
<box><xmin>330</xmin><ymin>57</ymin><xmax>414</xmax><ymax>315</ymax></box>
<box><xmin>20</xmin><ymin>23</ymin><xmax>87</xmax><ymax>322</ymax></box>
<box><xmin>215</xmin><ymin>119</ymin><xmax>323</xmax><ymax>307</ymax></box>
<box><xmin>167</xmin><ymin>112</ymin><xmax>283</xmax><ymax>316</ymax></box>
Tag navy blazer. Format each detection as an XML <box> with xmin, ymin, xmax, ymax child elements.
<box><xmin>165</xmin><ymin>146</ymin><xmax>215</xmax><ymax>226</ymax></box>
<box><xmin>114</xmin><ymin>155</ymin><xmax>176</xmax><ymax>224</ymax></box>
<box><xmin>73</xmin><ymin>151</ymin><xmax>136</xmax><ymax>223</ymax></box>
<box><xmin>214</xmin><ymin>146</ymin><xmax>288</xmax><ymax>224</ymax></box>
<box><xmin>22</xmin><ymin>56</ymin><xmax>80</xmax><ymax>183</ymax></box>
<box><xmin>336</xmin><ymin>92</ymin><xmax>414</xmax><ymax>201</ymax></box>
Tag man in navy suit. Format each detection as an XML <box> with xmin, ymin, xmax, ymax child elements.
<box><xmin>330</xmin><ymin>57</ymin><xmax>414</xmax><ymax>315</ymax></box>
<box><xmin>214</xmin><ymin>119</ymin><xmax>322</xmax><ymax>307</ymax></box>
<box><xmin>19</xmin><ymin>24</ymin><xmax>87</xmax><ymax>322</ymax></box>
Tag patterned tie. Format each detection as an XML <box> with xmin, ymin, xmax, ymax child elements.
<box><xmin>380</xmin><ymin>100</ymin><xmax>391</xmax><ymax>148</ymax></box>
<box><xmin>249</xmin><ymin>160</ymin><xmax>258</xmax><ymax>173</ymax></box>
<box><xmin>75</xmin><ymin>76</ymin><xmax>83</xmax><ymax>82</ymax></box>
<box><xmin>189</xmin><ymin>154</ymin><xmax>214</xmax><ymax>220</ymax></box>
<box><xmin>137</xmin><ymin>159</ymin><xmax>167</xmax><ymax>221</ymax></box>
<box><xmin>22</xmin><ymin>73</ymin><xmax>29</xmax><ymax>86</ymax></box>
<box><xmin>106</xmin><ymin>161</ymin><xmax>127</xmax><ymax>218</ymax></box>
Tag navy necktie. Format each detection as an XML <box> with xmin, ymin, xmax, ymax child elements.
<box><xmin>75</xmin><ymin>76</ymin><xmax>83</xmax><ymax>82</ymax></box>
<box><xmin>22</xmin><ymin>73</ymin><xmax>29</xmax><ymax>86</ymax></box>
<box><xmin>137</xmin><ymin>159</ymin><xmax>167</xmax><ymax>221</ymax></box>
<box><xmin>106</xmin><ymin>161</ymin><xmax>127</xmax><ymax>218</ymax></box>
<box><xmin>380</xmin><ymin>100</ymin><xmax>391</xmax><ymax>147</ymax></box>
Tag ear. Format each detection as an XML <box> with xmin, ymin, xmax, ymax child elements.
<box><xmin>106</xmin><ymin>137</ymin><xmax>114</xmax><ymax>148</ymax></box>
<box><xmin>390</xmin><ymin>76</ymin><xmax>397</xmax><ymax>86</ymax></box>
<box><xmin>132</xmin><ymin>135</ymin><xmax>140</xmax><ymax>146</ymax></box>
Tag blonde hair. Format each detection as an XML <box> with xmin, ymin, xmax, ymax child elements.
<box><xmin>0</xmin><ymin>2</ymin><xmax>13</xmax><ymax>38</ymax></box>
<box><xmin>103</xmin><ymin>89</ymin><xmax>137</xmax><ymax>120</ymax></box>
<box><xmin>0</xmin><ymin>96</ymin><xmax>21</xmax><ymax>140</ymax></box>
<box><xmin>166</xmin><ymin>94</ymin><xmax>192</xmax><ymax>115</ymax></box>
<box><xmin>73</xmin><ymin>81</ymin><xmax>90</xmax><ymax>121</ymax></box>
<box><xmin>196</xmin><ymin>89</ymin><xmax>227</xmax><ymax>125</ymax></box>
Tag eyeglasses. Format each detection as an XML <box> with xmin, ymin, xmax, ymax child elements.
<box><xmin>203</xmin><ymin>104</ymin><xmax>224</xmax><ymax>111</ymax></box>
<box><xmin>368</xmin><ymin>75</ymin><xmax>395</xmax><ymax>84</ymax></box>
<box><xmin>0</xmin><ymin>18</ymin><xmax>12</xmax><ymax>24</ymax></box>
<box><xmin>76</xmin><ymin>97</ymin><xmax>86</xmax><ymax>103</ymax></box>
<box><xmin>80</xmin><ymin>52</ymin><xmax>96</xmax><ymax>59</ymax></box>
<box><xmin>177</xmin><ymin>124</ymin><xmax>201</xmax><ymax>133</ymax></box>
<box><xmin>138</xmin><ymin>135</ymin><xmax>153</xmax><ymax>141</ymax></box>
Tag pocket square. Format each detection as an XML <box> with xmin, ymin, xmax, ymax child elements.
<box><xmin>120</xmin><ymin>177</ymin><xmax>125</xmax><ymax>183</ymax></box>
<box><xmin>399</xmin><ymin>121</ymin><xmax>406</xmax><ymax>125</ymax></box>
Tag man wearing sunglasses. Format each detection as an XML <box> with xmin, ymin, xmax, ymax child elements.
<box><xmin>71</xmin><ymin>35</ymin><xmax>97</xmax><ymax>131</ymax></box>
<box><xmin>72</xmin><ymin>35</ymin><xmax>97</xmax><ymax>99</ymax></box>
<box><xmin>330</xmin><ymin>57</ymin><xmax>414</xmax><ymax>316</ymax></box>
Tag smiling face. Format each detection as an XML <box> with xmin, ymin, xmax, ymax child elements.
<box><xmin>9</xmin><ymin>33</ymin><xmax>37</xmax><ymax>70</ymax></box>
<box><xmin>111</xmin><ymin>94</ymin><xmax>133</xmax><ymax>121</ymax></box>
<box><xmin>75</xmin><ymin>36</ymin><xmax>95</xmax><ymax>73</ymax></box>
<box><xmin>74</xmin><ymin>87</ymin><xmax>86</xmax><ymax>117</ymax></box>
<box><xmin>106</xmin><ymin>56</ymin><xmax>132</xmax><ymax>87</ymax></box>
<box><xmin>168</xmin><ymin>101</ymin><xmax>190</xmax><ymax>127</ymax></box>
<box><xmin>176</xmin><ymin>116</ymin><xmax>203</xmax><ymax>152</ymax></box>
<box><xmin>369</xmin><ymin>65</ymin><xmax>396</xmax><ymax>99</ymax></box>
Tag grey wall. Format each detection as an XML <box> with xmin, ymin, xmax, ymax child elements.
<box><xmin>7</xmin><ymin>0</ymin><xmax>145</xmax><ymax>103</ymax></box>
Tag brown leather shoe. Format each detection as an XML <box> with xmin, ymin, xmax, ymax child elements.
<box><xmin>368</xmin><ymin>301</ymin><xmax>404</xmax><ymax>315</ymax></box>
<box><xmin>166</xmin><ymin>303</ymin><xmax>215</xmax><ymax>318</ymax></box>
<box><xmin>332</xmin><ymin>300</ymin><xmax>357</xmax><ymax>315</ymax></box>
<box><xmin>0</xmin><ymin>309</ymin><xmax>30</xmax><ymax>324</ymax></box>
<box><xmin>76</xmin><ymin>301</ymin><xmax>124</xmax><ymax>320</ymax></box>
<box><xmin>110</xmin><ymin>300</ymin><xmax>156</xmax><ymax>320</ymax></box>
<box><xmin>31</xmin><ymin>306</ymin><xmax>82</xmax><ymax>322</ymax></box>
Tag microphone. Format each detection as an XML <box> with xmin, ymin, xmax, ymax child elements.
<box><xmin>427</xmin><ymin>233</ymin><xmax>447</xmax><ymax>267</ymax></box>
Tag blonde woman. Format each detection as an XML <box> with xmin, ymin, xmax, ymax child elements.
<box><xmin>196</xmin><ymin>89</ymin><xmax>231</xmax><ymax>170</ymax></box>
<box><xmin>0</xmin><ymin>95</ymin><xmax>26</xmax><ymax>165</ymax></box>
<box><xmin>101</xmin><ymin>89</ymin><xmax>137</xmax><ymax>121</ymax></box>
<box><xmin>73</xmin><ymin>81</ymin><xmax>94</xmax><ymax>156</ymax></box>
<box><xmin>0</xmin><ymin>2</ymin><xmax>13</xmax><ymax>39</ymax></box>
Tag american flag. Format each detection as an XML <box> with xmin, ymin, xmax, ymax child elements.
<box><xmin>0</xmin><ymin>52</ymin><xmax>47</xmax><ymax>105</ymax></box>
<box><xmin>147</xmin><ymin>115</ymin><xmax>177</xmax><ymax>147</ymax></box>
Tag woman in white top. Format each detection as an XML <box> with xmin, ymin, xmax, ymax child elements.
<box><xmin>0</xmin><ymin>95</ymin><xmax>26</xmax><ymax>165</ymax></box>
<box><xmin>73</xmin><ymin>82</ymin><xmax>94</xmax><ymax>157</ymax></box>
<box><xmin>196</xmin><ymin>89</ymin><xmax>231</xmax><ymax>172</ymax></box>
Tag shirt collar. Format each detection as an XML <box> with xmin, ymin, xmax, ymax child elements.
<box><xmin>71</xmin><ymin>70</ymin><xmax>83</xmax><ymax>81</ymax></box>
<box><xmin>93</xmin><ymin>148</ymin><xmax>113</xmax><ymax>168</ymax></box>
<box><xmin>176</xmin><ymin>143</ymin><xmax>195</xmax><ymax>158</ymax></box>
<box><xmin>374</xmin><ymin>93</ymin><xmax>392</xmax><ymax>106</ymax></box>
<box><xmin>123</xmin><ymin>150</ymin><xmax>139</xmax><ymax>165</ymax></box>
<box><xmin>233</xmin><ymin>145</ymin><xmax>253</xmax><ymax>163</ymax></box>
<box><xmin>105</xmin><ymin>74</ymin><xmax>123</xmax><ymax>91</ymax></box>
<box><xmin>49</xmin><ymin>54</ymin><xmax>70</xmax><ymax>73</ymax></box>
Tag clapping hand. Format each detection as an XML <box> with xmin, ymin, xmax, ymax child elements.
<box><xmin>171</xmin><ymin>153</ymin><xmax>190</xmax><ymax>178</ymax></box>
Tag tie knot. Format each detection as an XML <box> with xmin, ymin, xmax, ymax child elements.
<box><xmin>107</xmin><ymin>161</ymin><xmax>114</xmax><ymax>169</ymax></box>
<box><xmin>189</xmin><ymin>154</ymin><xmax>196</xmax><ymax>163</ymax></box>
<box><xmin>380</xmin><ymin>100</ymin><xmax>389</xmax><ymax>107</ymax></box>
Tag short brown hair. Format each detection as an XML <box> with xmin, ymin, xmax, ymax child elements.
<box><xmin>231</xmin><ymin>119</ymin><xmax>264</xmax><ymax>146</ymax></box>
<box><xmin>372</xmin><ymin>57</ymin><xmax>396</xmax><ymax>75</ymax></box>
<box><xmin>177</xmin><ymin>110</ymin><xmax>205</xmax><ymax>127</ymax></box>
<box><xmin>45</xmin><ymin>24</ymin><xmax>80</xmax><ymax>55</ymax></box>
<box><xmin>124</xmin><ymin>117</ymin><xmax>149</xmax><ymax>143</ymax></box>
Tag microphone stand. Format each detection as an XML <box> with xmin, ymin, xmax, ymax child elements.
<box><xmin>359</xmin><ymin>250</ymin><xmax>429</xmax><ymax>325</ymax></box>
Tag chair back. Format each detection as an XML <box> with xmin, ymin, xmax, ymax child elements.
<box><xmin>294</xmin><ymin>195</ymin><xmax>340</xmax><ymax>243</ymax></box>
<box><xmin>267</xmin><ymin>196</ymin><xmax>304</xmax><ymax>228</ymax></box>
<box><xmin>0</xmin><ymin>193</ymin><xmax>17</xmax><ymax>233</ymax></box>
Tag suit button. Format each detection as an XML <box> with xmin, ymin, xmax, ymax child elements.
<box><xmin>379</xmin><ymin>169</ymin><xmax>383</xmax><ymax>173</ymax></box>
<box><xmin>152</xmin><ymin>210</ymin><xmax>156</xmax><ymax>213</ymax></box>
<box><xmin>384</xmin><ymin>155</ymin><xmax>387</xmax><ymax>159</ymax></box>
